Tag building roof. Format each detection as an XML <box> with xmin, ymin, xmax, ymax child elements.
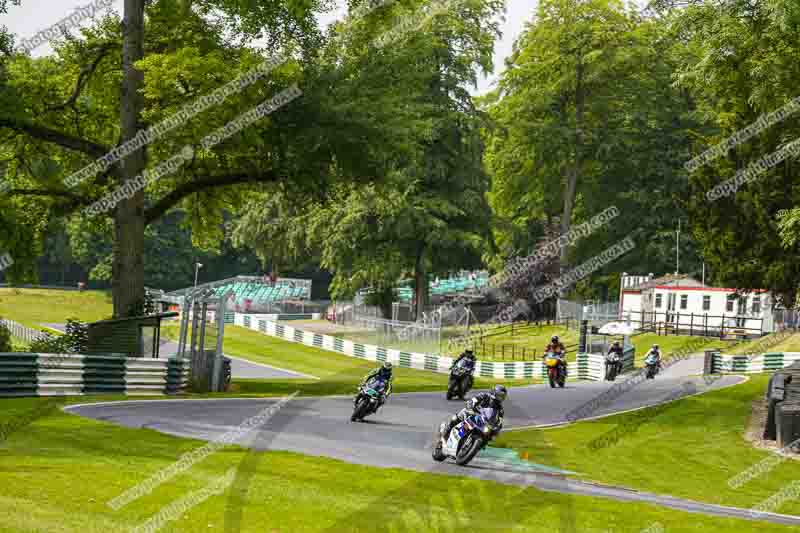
<box><xmin>624</xmin><ymin>273</ymin><xmax>705</xmax><ymax>291</ymax></box>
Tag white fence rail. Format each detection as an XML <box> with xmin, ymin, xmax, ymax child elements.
<box><xmin>0</xmin><ymin>318</ymin><xmax>48</xmax><ymax>344</ymax></box>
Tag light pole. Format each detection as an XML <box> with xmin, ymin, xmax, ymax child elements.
<box><xmin>194</xmin><ymin>262</ymin><xmax>203</xmax><ymax>287</ymax></box>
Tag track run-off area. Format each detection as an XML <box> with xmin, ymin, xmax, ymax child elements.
<box><xmin>63</xmin><ymin>356</ymin><xmax>800</xmax><ymax>527</ymax></box>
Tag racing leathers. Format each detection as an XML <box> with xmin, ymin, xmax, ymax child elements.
<box><xmin>357</xmin><ymin>367</ymin><xmax>393</xmax><ymax>407</ymax></box>
<box><xmin>442</xmin><ymin>392</ymin><xmax>505</xmax><ymax>438</ymax></box>
<box><xmin>607</xmin><ymin>344</ymin><xmax>624</xmax><ymax>374</ymax></box>
<box><xmin>450</xmin><ymin>351</ymin><xmax>476</xmax><ymax>389</ymax></box>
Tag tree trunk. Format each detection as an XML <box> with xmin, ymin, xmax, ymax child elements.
<box><xmin>414</xmin><ymin>243</ymin><xmax>427</xmax><ymax>322</ymax></box>
<box><xmin>560</xmin><ymin>59</ymin><xmax>584</xmax><ymax>268</ymax></box>
<box><xmin>113</xmin><ymin>0</ymin><xmax>147</xmax><ymax>318</ymax></box>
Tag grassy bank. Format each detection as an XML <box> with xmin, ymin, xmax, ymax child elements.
<box><xmin>0</xmin><ymin>288</ymin><xmax>112</xmax><ymax>328</ymax></box>
<box><xmin>496</xmin><ymin>374</ymin><xmax>800</xmax><ymax>516</ymax></box>
<box><xmin>162</xmin><ymin>324</ymin><xmax>541</xmax><ymax>397</ymax></box>
<box><xmin>0</xmin><ymin>396</ymin><xmax>793</xmax><ymax>532</ymax></box>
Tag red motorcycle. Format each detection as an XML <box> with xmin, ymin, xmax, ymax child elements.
<box><xmin>544</xmin><ymin>352</ymin><xmax>567</xmax><ymax>388</ymax></box>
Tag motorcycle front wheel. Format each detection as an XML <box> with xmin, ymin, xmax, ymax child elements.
<box><xmin>351</xmin><ymin>398</ymin><xmax>370</xmax><ymax>421</ymax></box>
<box><xmin>432</xmin><ymin>440</ymin><xmax>446</xmax><ymax>462</ymax></box>
<box><xmin>455</xmin><ymin>434</ymin><xmax>484</xmax><ymax>466</ymax></box>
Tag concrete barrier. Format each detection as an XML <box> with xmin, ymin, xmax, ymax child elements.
<box><xmin>712</xmin><ymin>352</ymin><xmax>800</xmax><ymax>374</ymax></box>
<box><xmin>0</xmin><ymin>353</ymin><xmax>189</xmax><ymax>397</ymax></box>
<box><xmin>233</xmin><ymin>313</ymin><xmax>626</xmax><ymax>381</ymax></box>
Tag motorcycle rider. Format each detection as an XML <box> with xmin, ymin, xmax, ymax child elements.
<box><xmin>450</xmin><ymin>349</ymin><xmax>477</xmax><ymax>389</ymax></box>
<box><xmin>644</xmin><ymin>344</ymin><xmax>662</xmax><ymax>367</ymax></box>
<box><xmin>357</xmin><ymin>361</ymin><xmax>394</xmax><ymax>407</ymax></box>
<box><xmin>545</xmin><ymin>335</ymin><xmax>566</xmax><ymax>356</ymax></box>
<box><xmin>452</xmin><ymin>348</ymin><xmax>477</xmax><ymax>368</ymax></box>
<box><xmin>544</xmin><ymin>335</ymin><xmax>567</xmax><ymax>376</ymax></box>
<box><xmin>442</xmin><ymin>385</ymin><xmax>507</xmax><ymax>438</ymax></box>
<box><xmin>607</xmin><ymin>340</ymin><xmax>624</xmax><ymax>375</ymax></box>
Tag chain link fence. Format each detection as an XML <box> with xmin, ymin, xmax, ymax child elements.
<box><xmin>556</xmin><ymin>299</ymin><xmax>620</xmax><ymax>329</ymax></box>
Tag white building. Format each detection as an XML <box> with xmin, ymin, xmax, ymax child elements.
<box><xmin>619</xmin><ymin>273</ymin><xmax>775</xmax><ymax>336</ymax></box>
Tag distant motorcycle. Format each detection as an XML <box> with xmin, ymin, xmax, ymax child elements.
<box><xmin>605</xmin><ymin>352</ymin><xmax>621</xmax><ymax>381</ymax></box>
<box><xmin>544</xmin><ymin>352</ymin><xmax>567</xmax><ymax>388</ymax></box>
<box><xmin>447</xmin><ymin>358</ymin><xmax>475</xmax><ymax>400</ymax></box>
<box><xmin>351</xmin><ymin>377</ymin><xmax>388</xmax><ymax>422</ymax></box>
<box><xmin>645</xmin><ymin>354</ymin><xmax>661</xmax><ymax>379</ymax></box>
<box><xmin>432</xmin><ymin>407</ymin><xmax>503</xmax><ymax>466</ymax></box>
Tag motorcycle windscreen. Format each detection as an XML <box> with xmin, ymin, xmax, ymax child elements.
<box><xmin>367</xmin><ymin>378</ymin><xmax>386</xmax><ymax>392</ymax></box>
<box><xmin>478</xmin><ymin>407</ymin><xmax>500</xmax><ymax>426</ymax></box>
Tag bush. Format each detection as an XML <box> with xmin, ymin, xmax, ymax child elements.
<box><xmin>63</xmin><ymin>318</ymin><xmax>89</xmax><ymax>353</ymax></box>
<box><xmin>0</xmin><ymin>321</ymin><xmax>12</xmax><ymax>352</ymax></box>
<box><xmin>29</xmin><ymin>332</ymin><xmax>66</xmax><ymax>353</ymax></box>
<box><xmin>28</xmin><ymin>318</ymin><xmax>89</xmax><ymax>354</ymax></box>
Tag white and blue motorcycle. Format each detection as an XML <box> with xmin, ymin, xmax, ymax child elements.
<box><xmin>432</xmin><ymin>407</ymin><xmax>503</xmax><ymax>466</ymax></box>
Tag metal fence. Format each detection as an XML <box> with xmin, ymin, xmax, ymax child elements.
<box><xmin>0</xmin><ymin>318</ymin><xmax>48</xmax><ymax>344</ymax></box>
<box><xmin>557</xmin><ymin>299</ymin><xmax>619</xmax><ymax>329</ymax></box>
<box><xmin>773</xmin><ymin>308</ymin><xmax>800</xmax><ymax>332</ymax></box>
<box><xmin>622</xmin><ymin>309</ymin><xmax>765</xmax><ymax>338</ymax></box>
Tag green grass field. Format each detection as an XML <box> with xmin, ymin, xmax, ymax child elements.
<box><xmin>161</xmin><ymin>324</ymin><xmax>542</xmax><ymax>396</ymax></box>
<box><xmin>1</xmin><ymin>290</ymin><xmax>799</xmax><ymax>530</ymax></box>
<box><xmin>0</xmin><ymin>395</ymin><xmax>793</xmax><ymax>532</ymax></box>
<box><xmin>0</xmin><ymin>288</ymin><xmax>112</xmax><ymax>328</ymax></box>
<box><xmin>628</xmin><ymin>333</ymin><xmax>728</xmax><ymax>365</ymax></box>
<box><xmin>496</xmin><ymin>374</ymin><xmax>800</xmax><ymax>516</ymax></box>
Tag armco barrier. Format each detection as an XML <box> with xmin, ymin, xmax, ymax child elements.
<box><xmin>712</xmin><ymin>352</ymin><xmax>800</xmax><ymax>374</ymax></box>
<box><xmin>0</xmin><ymin>353</ymin><xmax>190</xmax><ymax>397</ymax></box>
<box><xmin>578</xmin><ymin>347</ymin><xmax>636</xmax><ymax>381</ymax></box>
<box><xmin>233</xmin><ymin>313</ymin><xmax>623</xmax><ymax>381</ymax></box>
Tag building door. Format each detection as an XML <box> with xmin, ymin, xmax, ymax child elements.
<box><xmin>666</xmin><ymin>293</ymin><xmax>676</xmax><ymax>324</ymax></box>
<box><xmin>736</xmin><ymin>296</ymin><xmax>747</xmax><ymax>328</ymax></box>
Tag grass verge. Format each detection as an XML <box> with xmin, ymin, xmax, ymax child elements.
<box><xmin>0</xmin><ymin>288</ymin><xmax>112</xmax><ymax>328</ymax></box>
<box><xmin>496</xmin><ymin>374</ymin><xmax>800</xmax><ymax>516</ymax></box>
<box><xmin>0</xmin><ymin>396</ymin><xmax>794</xmax><ymax>532</ymax></box>
<box><xmin>161</xmin><ymin>324</ymin><xmax>541</xmax><ymax>397</ymax></box>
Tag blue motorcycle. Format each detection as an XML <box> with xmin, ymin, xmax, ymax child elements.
<box><xmin>447</xmin><ymin>358</ymin><xmax>475</xmax><ymax>400</ymax></box>
<box><xmin>432</xmin><ymin>406</ymin><xmax>503</xmax><ymax>466</ymax></box>
<box><xmin>351</xmin><ymin>377</ymin><xmax>388</xmax><ymax>422</ymax></box>
<box><xmin>645</xmin><ymin>353</ymin><xmax>661</xmax><ymax>379</ymax></box>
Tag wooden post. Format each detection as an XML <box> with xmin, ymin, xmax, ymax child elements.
<box><xmin>721</xmin><ymin>314</ymin><xmax>726</xmax><ymax>339</ymax></box>
<box><xmin>691</xmin><ymin>313</ymin><xmax>694</xmax><ymax>337</ymax></box>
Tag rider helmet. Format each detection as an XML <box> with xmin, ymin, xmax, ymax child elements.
<box><xmin>551</xmin><ymin>335</ymin><xmax>559</xmax><ymax>343</ymax></box>
<box><xmin>383</xmin><ymin>361</ymin><xmax>393</xmax><ymax>370</ymax></box>
<box><xmin>652</xmin><ymin>344</ymin><xmax>659</xmax><ymax>350</ymax></box>
<box><xmin>493</xmin><ymin>384</ymin><xmax>508</xmax><ymax>402</ymax></box>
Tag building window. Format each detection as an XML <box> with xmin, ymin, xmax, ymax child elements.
<box><xmin>655</xmin><ymin>294</ymin><xmax>662</xmax><ymax>309</ymax></box>
<box><xmin>680</xmin><ymin>294</ymin><xmax>688</xmax><ymax>310</ymax></box>
<box><xmin>752</xmin><ymin>297</ymin><xmax>761</xmax><ymax>314</ymax></box>
<box><xmin>726</xmin><ymin>294</ymin><xmax>735</xmax><ymax>313</ymax></box>
<box><xmin>703</xmin><ymin>295</ymin><xmax>711</xmax><ymax>311</ymax></box>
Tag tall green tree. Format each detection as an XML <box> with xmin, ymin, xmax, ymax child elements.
<box><xmin>678</xmin><ymin>0</ymin><xmax>800</xmax><ymax>304</ymax></box>
<box><xmin>483</xmin><ymin>0</ymin><xmax>704</xmax><ymax>302</ymax></box>
<box><xmin>232</xmin><ymin>0</ymin><xmax>503</xmax><ymax>319</ymax></box>
<box><xmin>0</xmin><ymin>0</ymin><xmax>421</xmax><ymax>316</ymax></box>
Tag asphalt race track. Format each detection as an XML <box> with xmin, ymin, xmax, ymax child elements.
<box><xmin>65</xmin><ymin>366</ymin><xmax>800</xmax><ymax>527</ymax></box>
